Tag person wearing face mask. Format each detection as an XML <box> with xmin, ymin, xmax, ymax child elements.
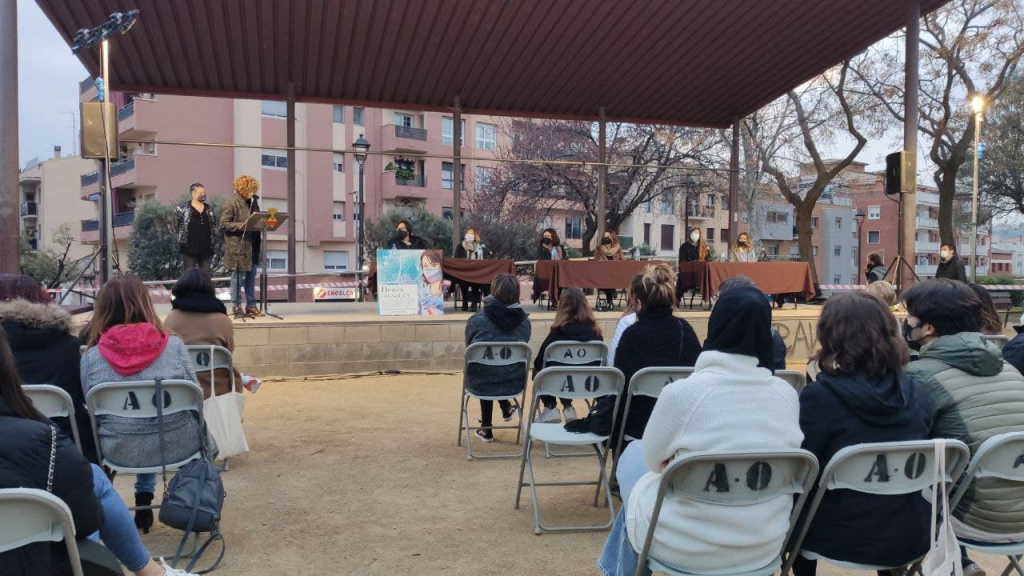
<box><xmin>536</xmin><ymin>228</ymin><xmax>565</xmax><ymax>261</ymax></box>
<box><xmin>677</xmin><ymin>227</ymin><xmax>708</xmax><ymax>307</ymax></box>
<box><xmin>389</xmin><ymin>219</ymin><xmax>428</xmax><ymax>250</ymax></box>
<box><xmin>902</xmin><ymin>279</ymin><xmax>1024</xmax><ymax>576</ymax></box>
<box><xmin>220</xmin><ymin>175</ymin><xmax>262</xmax><ymax>317</ymax></box>
<box><xmin>418</xmin><ymin>250</ymin><xmax>445</xmax><ymax>315</ymax></box>
<box><xmin>595</xmin><ymin>230</ymin><xmax>624</xmax><ymax>309</ymax></box>
<box><xmin>730</xmin><ymin>232</ymin><xmax>756</xmax><ymax>262</ymax></box>
<box><xmin>935</xmin><ymin>243</ymin><xmax>967</xmax><ymax>282</ymax></box>
<box><xmin>173</xmin><ymin>182</ymin><xmax>217</xmax><ymax>273</ymax></box>
<box><xmin>454</xmin><ymin>228</ymin><xmax>485</xmax><ymax>312</ymax></box>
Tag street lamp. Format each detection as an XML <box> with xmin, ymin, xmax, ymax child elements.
<box><xmin>970</xmin><ymin>94</ymin><xmax>985</xmax><ymax>282</ymax></box>
<box><xmin>682</xmin><ymin>176</ymin><xmax>697</xmax><ymax>238</ymax></box>
<box><xmin>352</xmin><ymin>134</ymin><xmax>370</xmax><ymax>301</ymax></box>
<box><xmin>855</xmin><ymin>209</ymin><xmax>866</xmax><ymax>284</ymax></box>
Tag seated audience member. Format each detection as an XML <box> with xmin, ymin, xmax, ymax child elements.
<box><xmin>532</xmin><ymin>288</ymin><xmax>601</xmax><ymax>424</ymax></box>
<box><xmin>0</xmin><ymin>274</ymin><xmax>98</xmax><ymax>462</ymax></box>
<box><xmin>595</xmin><ymin>231</ymin><xmax>625</xmax><ymax>309</ymax></box>
<box><xmin>612</xmin><ymin>264</ymin><xmax>701</xmax><ymax>446</ymax></box>
<box><xmin>607</xmin><ymin>274</ymin><xmax>644</xmax><ymax>368</ymax></box>
<box><xmin>865</xmin><ymin>252</ymin><xmax>888</xmax><ymax>284</ymax></box>
<box><xmin>81</xmin><ymin>275</ymin><xmax>202</xmax><ymax>535</ymax></box>
<box><xmin>1002</xmin><ymin>324</ymin><xmax>1024</xmax><ymax>375</ymax></box>
<box><xmin>863</xmin><ymin>280</ymin><xmax>898</xmax><ymax>308</ymax></box>
<box><xmin>718</xmin><ymin>276</ymin><xmax>787</xmax><ymax>370</ymax></box>
<box><xmin>969</xmin><ymin>283</ymin><xmax>1006</xmax><ymax>336</ymax></box>
<box><xmin>794</xmin><ymin>292</ymin><xmax>932</xmax><ymax>576</ymax></box>
<box><xmin>164</xmin><ymin>268</ymin><xmax>260</xmax><ymax>395</ymax></box>
<box><xmin>903</xmin><ymin>279</ymin><xmax>1024</xmax><ymax>576</ymax></box>
<box><xmin>464</xmin><ymin>273</ymin><xmax>531</xmax><ymax>442</ymax></box>
<box><xmin>730</xmin><ymin>232</ymin><xmax>756</xmax><ymax>262</ymax></box>
<box><xmin>598</xmin><ymin>285</ymin><xmax>803</xmax><ymax>576</ymax></box>
<box><xmin>0</xmin><ymin>331</ymin><xmax>196</xmax><ymax>576</ymax></box>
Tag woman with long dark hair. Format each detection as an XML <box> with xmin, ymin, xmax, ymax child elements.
<box><xmin>532</xmin><ymin>288</ymin><xmax>602</xmax><ymax>423</ymax></box>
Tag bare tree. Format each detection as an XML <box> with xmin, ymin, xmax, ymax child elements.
<box><xmin>20</xmin><ymin>224</ymin><xmax>77</xmax><ymax>289</ymax></box>
<box><xmin>977</xmin><ymin>74</ymin><xmax>1024</xmax><ymax>217</ymax></box>
<box><xmin>853</xmin><ymin>0</ymin><xmax>1024</xmax><ymax>245</ymax></box>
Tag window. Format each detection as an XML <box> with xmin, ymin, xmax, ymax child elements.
<box><xmin>720</xmin><ymin>229</ymin><xmax>729</xmax><ymax>243</ymax></box>
<box><xmin>660</xmin><ymin>225</ymin><xmax>675</xmax><ymax>252</ymax></box>
<box><xmin>642</xmin><ymin>200</ymin><xmax>651</xmax><ymax>213</ymax></box>
<box><xmin>660</xmin><ymin>195</ymin><xmax>675</xmax><ymax>214</ymax></box>
<box><xmin>565</xmin><ymin>217</ymin><xmax>583</xmax><ymax>240</ymax></box>
<box><xmin>643</xmin><ymin>223</ymin><xmax>651</xmax><ymax>246</ymax></box>
<box><xmin>442</xmin><ymin>162</ymin><xmax>454</xmax><ymax>189</ymax></box>
<box><xmin>261</xmin><ymin>100</ymin><xmax>286</xmax><ymax>118</ymax></box>
<box><xmin>707</xmin><ymin>228</ymin><xmax>715</xmax><ymax>243</ymax></box>
<box><xmin>323</xmin><ymin>251</ymin><xmax>349</xmax><ymax>271</ymax></box>
<box><xmin>868</xmin><ymin>231</ymin><xmax>880</xmax><ymax>244</ymax></box>
<box><xmin>766</xmin><ymin>243</ymin><xmax>779</xmax><ymax>256</ymax></box>
<box><xmin>767</xmin><ymin>211</ymin><xmax>788</xmax><ymax>224</ymax></box>
<box><xmin>868</xmin><ymin>205</ymin><xmax>881</xmax><ymax>220</ymax></box>
<box><xmin>333</xmin><ymin>105</ymin><xmax>344</xmax><ymax>123</ymax></box>
<box><xmin>812</xmin><ymin>246</ymin><xmax>819</xmax><ymax>256</ymax></box>
<box><xmin>333</xmin><ymin>202</ymin><xmax>345</xmax><ymax>221</ymax></box>
<box><xmin>833</xmin><ymin>275</ymin><xmax>842</xmax><ymax>284</ymax></box>
<box><xmin>834</xmin><ymin>245</ymin><xmax>841</xmax><ymax>257</ymax></box>
<box><xmin>267</xmin><ymin>250</ymin><xmax>287</xmax><ymax>270</ymax></box>
<box><xmin>811</xmin><ymin>216</ymin><xmax>819</xmax><ymax>229</ymax></box>
<box><xmin>789</xmin><ymin>244</ymin><xmax>800</xmax><ymax>257</ymax></box>
<box><xmin>476</xmin><ymin>123</ymin><xmax>496</xmax><ymax>150</ymax></box>
<box><xmin>333</xmin><ymin>152</ymin><xmax>345</xmax><ymax>173</ymax></box>
<box><xmin>261</xmin><ymin>149</ymin><xmax>287</xmax><ymax>170</ymax></box>
<box><xmin>705</xmin><ymin>194</ymin><xmax>714</xmax><ymax>208</ymax></box>
<box><xmin>834</xmin><ymin>217</ymin><xmax>842</xmax><ymax>229</ymax></box>
<box><xmin>443</xmin><ymin>207</ymin><xmax>454</xmax><ymax>220</ymax></box>
<box><xmin>442</xmin><ymin>117</ymin><xmax>465</xmax><ymax>146</ymax></box>
<box><xmin>394</xmin><ymin>113</ymin><xmax>413</xmax><ymax>128</ymax></box>
<box><xmin>354</xmin><ymin>107</ymin><xmax>364</xmax><ymax>126</ymax></box>
<box><xmin>475</xmin><ymin>166</ymin><xmax>494</xmax><ymax>187</ymax></box>
<box><xmin>741</xmin><ymin>212</ymin><xmax>749</xmax><ymax>223</ymax></box>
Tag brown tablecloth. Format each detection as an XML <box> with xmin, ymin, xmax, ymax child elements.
<box><xmin>532</xmin><ymin>260</ymin><xmax>557</xmax><ymax>305</ymax></box>
<box><xmin>534</xmin><ymin>260</ymin><xmax>665</xmax><ymax>306</ymax></box>
<box><xmin>678</xmin><ymin>261</ymin><xmax>816</xmax><ymax>303</ymax></box>
<box><xmin>442</xmin><ymin>257</ymin><xmax>515</xmax><ymax>286</ymax></box>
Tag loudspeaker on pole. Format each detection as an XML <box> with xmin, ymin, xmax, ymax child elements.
<box><xmin>80</xmin><ymin>101</ymin><xmax>118</xmax><ymax>159</ymax></box>
<box><xmin>885</xmin><ymin>151</ymin><xmax>915</xmax><ymax>195</ymax></box>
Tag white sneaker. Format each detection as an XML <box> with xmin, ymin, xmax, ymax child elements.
<box><xmin>159</xmin><ymin>557</ymin><xmax>198</xmax><ymax>576</ymax></box>
<box><xmin>563</xmin><ymin>406</ymin><xmax>579</xmax><ymax>422</ymax></box>
<box><xmin>536</xmin><ymin>407</ymin><xmax>562</xmax><ymax>423</ymax></box>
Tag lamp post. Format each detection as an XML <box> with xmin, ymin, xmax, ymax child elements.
<box><xmin>855</xmin><ymin>209</ymin><xmax>866</xmax><ymax>284</ymax></box>
<box><xmin>682</xmin><ymin>176</ymin><xmax>696</xmax><ymax>238</ymax></box>
<box><xmin>352</xmin><ymin>134</ymin><xmax>369</xmax><ymax>302</ymax></box>
<box><xmin>970</xmin><ymin>94</ymin><xmax>985</xmax><ymax>283</ymax></box>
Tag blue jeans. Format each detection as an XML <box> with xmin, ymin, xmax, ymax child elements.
<box><xmin>134</xmin><ymin>473</ymin><xmax>155</xmax><ymax>495</ymax></box>
<box><xmin>88</xmin><ymin>465</ymin><xmax>151</xmax><ymax>572</ymax></box>
<box><xmin>599</xmin><ymin>441</ymin><xmax>651</xmax><ymax>576</ymax></box>
<box><xmin>230</xmin><ymin>270</ymin><xmax>257</xmax><ymax>308</ymax></box>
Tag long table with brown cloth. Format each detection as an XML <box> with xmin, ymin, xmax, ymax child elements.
<box><xmin>534</xmin><ymin>260</ymin><xmax>666</xmax><ymax>307</ymax></box>
<box><xmin>677</xmin><ymin>261</ymin><xmax>816</xmax><ymax>304</ymax></box>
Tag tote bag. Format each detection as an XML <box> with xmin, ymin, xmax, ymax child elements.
<box><xmin>921</xmin><ymin>439</ymin><xmax>963</xmax><ymax>576</ymax></box>
<box><xmin>202</xmin><ymin>346</ymin><xmax>249</xmax><ymax>459</ymax></box>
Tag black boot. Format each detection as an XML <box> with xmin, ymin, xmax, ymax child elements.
<box><xmin>134</xmin><ymin>492</ymin><xmax>154</xmax><ymax>534</ymax></box>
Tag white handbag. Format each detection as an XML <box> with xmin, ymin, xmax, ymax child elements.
<box><xmin>202</xmin><ymin>346</ymin><xmax>250</xmax><ymax>460</ymax></box>
<box><xmin>921</xmin><ymin>439</ymin><xmax>963</xmax><ymax>576</ymax></box>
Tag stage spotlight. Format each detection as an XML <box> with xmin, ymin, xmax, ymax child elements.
<box><xmin>119</xmin><ymin>9</ymin><xmax>140</xmax><ymax>33</ymax></box>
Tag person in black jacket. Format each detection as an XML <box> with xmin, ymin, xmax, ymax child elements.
<box><xmin>536</xmin><ymin>228</ymin><xmax>566</xmax><ymax>261</ymax></box>
<box><xmin>612</xmin><ymin>263</ymin><xmax>701</xmax><ymax>447</ymax></box>
<box><xmin>532</xmin><ymin>288</ymin><xmax>601</xmax><ymax>424</ymax></box>
<box><xmin>865</xmin><ymin>252</ymin><xmax>888</xmax><ymax>284</ymax></box>
<box><xmin>1003</xmin><ymin>325</ymin><xmax>1024</xmax><ymax>376</ymax></box>
<box><xmin>676</xmin><ymin>227</ymin><xmax>708</xmax><ymax>306</ymax></box>
<box><xmin>718</xmin><ymin>276</ymin><xmax>787</xmax><ymax>370</ymax></box>
<box><xmin>935</xmin><ymin>244</ymin><xmax>968</xmax><ymax>282</ymax></box>
<box><xmin>0</xmin><ymin>274</ymin><xmax>98</xmax><ymax>463</ymax></box>
<box><xmin>388</xmin><ymin>219</ymin><xmax>429</xmax><ymax>250</ymax></box>
<box><xmin>794</xmin><ymin>292</ymin><xmax>933</xmax><ymax>576</ymax></box>
<box><xmin>454</xmin><ymin>227</ymin><xmax>486</xmax><ymax>312</ymax></box>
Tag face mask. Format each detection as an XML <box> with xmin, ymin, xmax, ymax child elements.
<box><xmin>738</xmin><ymin>239</ymin><xmax>747</xmax><ymax>246</ymax></box>
<box><xmin>398</xmin><ymin>229</ymin><xmax>409</xmax><ymax>238</ymax></box>
<box><xmin>197</xmin><ymin>194</ymin><xmax>207</xmax><ymax>203</ymax></box>
<box><xmin>423</xmin><ymin>267</ymin><xmax>442</xmax><ymax>283</ymax></box>
<box><xmin>902</xmin><ymin>318</ymin><xmax>924</xmax><ymax>351</ymax></box>
<box><xmin>690</xmin><ymin>233</ymin><xmax>700</xmax><ymax>242</ymax></box>
<box><xmin>940</xmin><ymin>250</ymin><xmax>950</xmax><ymax>261</ymax></box>
<box><xmin>542</xmin><ymin>238</ymin><xmax>552</xmax><ymax>245</ymax></box>
<box><xmin>602</xmin><ymin>237</ymin><xmax>613</xmax><ymax>245</ymax></box>
<box><xmin>465</xmin><ymin>234</ymin><xmax>475</xmax><ymax>243</ymax></box>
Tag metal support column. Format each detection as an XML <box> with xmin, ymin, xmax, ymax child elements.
<box><xmin>597</xmin><ymin>108</ymin><xmax>607</xmax><ymax>252</ymax></box>
<box><xmin>901</xmin><ymin>0</ymin><xmax>920</xmax><ymax>289</ymax></box>
<box><xmin>452</xmin><ymin>96</ymin><xmax>462</xmax><ymax>251</ymax></box>
<box><xmin>286</xmin><ymin>83</ymin><xmax>297</xmax><ymax>301</ymax></box>
<box><xmin>728</xmin><ymin>120</ymin><xmax>740</xmax><ymax>248</ymax></box>
<box><xmin>0</xmin><ymin>0</ymin><xmax>18</xmax><ymax>273</ymax></box>
<box><xmin>99</xmin><ymin>40</ymin><xmax>114</xmax><ymax>283</ymax></box>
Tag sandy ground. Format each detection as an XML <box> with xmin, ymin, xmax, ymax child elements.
<box><xmin>110</xmin><ymin>372</ymin><xmax>1016</xmax><ymax>576</ymax></box>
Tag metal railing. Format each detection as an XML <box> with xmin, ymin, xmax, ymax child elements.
<box><xmin>112</xmin><ymin>211</ymin><xmax>135</xmax><ymax>227</ymax></box>
<box><xmin>21</xmin><ymin>202</ymin><xmax>38</xmax><ymax>217</ymax></box>
<box><xmin>81</xmin><ymin>219</ymin><xmax>99</xmax><ymax>232</ymax></box>
<box><xmin>110</xmin><ymin>157</ymin><xmax>135</xmax><ymax>177</ymax></box>
<box><xmin>686</xmin><ymin>206</ymin><xmax>716</xmax><ymax>218</ymax></box>
<box><xmin>81</xmin><ymin>172</ymin><xmax>100</xmax><ymax>187</ymax></box>
<box><xmin>118</xmin><ymin>101</ymin><xmax>135</xmax><ymax>121</ymax></box>
<box><xmin>394</xmin><ymin>125</ymin><xmax>428</xmax><ymax>141</ymax></box>
<box><xmin>396</xmin><ymin>173</ymin><xmax>426</xmax><ymax>187</ymax></box>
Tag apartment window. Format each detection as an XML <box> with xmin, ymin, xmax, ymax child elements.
<box><xmin>333</xmin><ymin>202</ymin><xmax>345</xmax><ymax>222</ymax></box>
<box><xmin>834</xmin><ymin>245</ymin><xmax>842</xmax><ymax>257</ymax></box>
<box><xmin>812</xmin><ymin>246</ymin><xmax>819</xmax><ymax>256</ymax></box>
<box><xmin>660</xmin><ymin>195</ymin><xmax>675</xmax><ymax>214</ymax></box>
<box><xmin>565</xmin><ymin>217</ymin><xmax>583</xmax><ymax>240</ymax></box>
<box><xmin>767</xmin><ymin>211</ymin><xmax>788</xmax><ymax>224</ymax></box>
<box><xmin>741</xmin><ymin>212</ymin><xmax>749</xmax><ymax>223</ymax></box>
<box><xmin>442</xmin><ymin>162</ymin><xmax>454</xmax><ymax>189</ymax></box>
<box><xmin>868</xmin><ymin>205</ymin><xmax>881</xmax><ymax>220</ymax></box>
<box><xmin>789</xmin><ymin>244</ymin><xmax>800</xmax><ymax>257</ymax></box>
<box><xmin>333</xmin><ymin>105</ymin><xmax>344</xmax><ymax>123</ymax></box>
<box><xmin>442</xmin><ymin>117</ymin><xmax>465</xmax><ymax>146</ymax></box>
<box><xmin>323</xmin><ymin>251</ymin><xmax>349</xmax><ymax>271</ymax></box>
<box><xmin>267</xmin><ymin>250</ymin><xmax>287</xmax><ymax>270</ymax></box>
<box><xmin>261</xmin><ymin>150</ymin><xmax>287</xmax><ymax>170</ymax></box>
<box><xmin>394</xmin><ymin>113</ymin><xmax>413</xmax><ymax>128</ymax></box>
<box><xmin>868</xmin><ymin>231</ymin><xmax>880</xmax><ymax>244</ymax></box>
<box><xmin>766</xmin><ymin>244</ymin><xmax>779</xmax><ymax>256</ymax></box>
<box><xmin>261</xmin><ymin>100</ymin><xmax>286</xmax><ymax>118</ymax></box>
<box><xmin>354</xmin><ymin>107</ymin><xmax>364</xmax><ymax>126</ymax></box>
<box><xmin>707</xmin><ymin>228</ymin><xmax>715</xmax><ymax>243</ymax></box>
<box><xmin>475</xmin><ymin>166</ymin><xmax>494</xmax><ymax>187</ymax></box>
<box><xmin>811</xmin><ymin>216</ymin><xmax>819</xmax><ymax>229</ymax></box>
<box><xmin>720</xmin><ymin>229</ymin><xmax>729</xmax><ymax>243</ymax></box>
<box><xmin>642</xmin><ymin>200</ymin><xmax>651</xmax><ymax>213</ymax></box>
<box><xmin>833</xmin><ymin>275</ymin><xmax>842</xmax><ymax>284</ymax></box>
<box><xmin>834</xmin><ymin>217</ymin><xmax>842</xmax><ymax>229</ymax></box>
<box><xmin>705</xmin><ymin>194</ymin><xmax>714</xmax><ymax>208</ymax></box>
<box><xmin>476</xmin><ymin>123</ymin><xmax>496</xmax><ymax>150</ymax></box>
<box><xmin>333</xmin><ymin>152</ymin><xmax>345</xmax><ymax>173</ymax></box>
<box><xmin>643</xmin><ymin>223</ymin><xmax>651</xmax><ymax>246</ymax></box>
<box><xmin>443</xmin><ymin>207</ymin><xmax>454</xmax><ymax>220</ymax></box>
<box><xmin>660</xmin><ymin>225</ymin><xmax>675</xmax><ymax>252</ymax></box>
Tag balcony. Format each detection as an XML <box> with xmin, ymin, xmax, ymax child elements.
<box><xmin>20</xmin><ymin>201</ymin><xmax>37</xmax><ymax>219</ymax></box>
<box><xmin>27</xmin><ymin>238</ymin><xmax>38</xmax><ymax>250</ymax></box>
<box><xmin>396</xmin><ymin>125</ymin><xmax>427</xmax><ymax>140</ymax></box>
<box><xmin>80</xmin><ymin>211</ymin><xmax>136</xmax><ymax>244</ymax></box>
<box><xmin>81</xmin><ymin>172</ymin><xmax>99</xmax><ymax>187</ymax></box>
<box><xmin>110</xmin><ymin>157</ymin><xmax>135</xmax><ymax>177</ymax></box>
<box><xmin>395</xmin><ymin>173</ymin><xmax>427</xmax><ymax>187</ymax></box>
<box><xmin>118</xmin><ymin>101</ymin><xmax>135</xmax><ymax>121</ymax></box>
<box><xmin>916</xmin><ymin>240</ymin><xmax>940</xmax><ymax>252</ymax></box>
<box><xmin>916</xmin><ymin>216</ymin><xmax>939</xmax><ymax>228</ymax></box>
<box><xmin>81</xmin><ymin>156</ymin><xmax>155</xmax><ymax>199</ymax></box>
<box><xmin>685</xmin><ymin>205</ymin><xmax>716</xmax><ymax>219</ymax></box>
<box><xmin>380</xmin><ymin>124</ymin><xmax>429</xmax><ymax>153</ymax></box>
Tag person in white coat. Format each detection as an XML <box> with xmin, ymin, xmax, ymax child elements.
<box><xmin>598</xmin><ymin>285</ymin><xmax>804</xmax><ymax>576</ymax></box>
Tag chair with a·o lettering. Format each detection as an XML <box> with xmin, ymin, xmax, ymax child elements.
<box><xmin>611</xmin><ymin>367</ymin><xmax>694</xmax><ymax>481</ymax></box>
<box><xmin>22</xmin><ymin>385</ymin><xmax>83</xmax><ymax>453</ymax></box>
<box><xmin>540</xmin><ymin>340</ymin><xmax>609</xmax><ymax>458</ymax></box>
<box><xmin>457</xmin><ymin>342</ymin><xmax>532</xmax><ymax>460</ymax></box>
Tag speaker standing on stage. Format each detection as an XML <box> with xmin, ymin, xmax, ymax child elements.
<box><xmin>935</xmin><ymin>243</ymin><xmax>968</xmax><ymax>282</ymax></box>
<box><xmin>389</xmin><ymin>220</ymin><xmax>428</xmax><ymax>249</ymax></box>
<box><xmin>730</xmin><ymin>231</ymin><xmax>756</xmax><ymax>262</ymax></box>
<box><xmin>221</xmin><ymin>175</ymin><xmax>262</xmax><ymax>317</ymax></box>
<box><xmin>173</xmin><ymin>182</ymin><xmax>217</xmax><ymax>273</ymax></box>
<box><xmin>595</xmin><ymin>230</ymin><xmax>624</xmax><ymax>309</ymax></box>
<box><xmin>454</xmin><ymin>227</ymin><xmax>485</xmax><ymax>312</ymax></box>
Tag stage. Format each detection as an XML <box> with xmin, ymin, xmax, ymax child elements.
<box><xmin>153</xmin><ymin>301</ymin><xmax>830</xmax><ymax>378</ymax></box>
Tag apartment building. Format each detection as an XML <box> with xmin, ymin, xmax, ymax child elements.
<box><xmin>620</xmin><ymin>187</ymin><xmax>731</xmax><ymax>259</ymax></box>
<box><xmin>19</xmin><ymin>148</ymin><xmax>96</xmax><ymax>261</ymax></box>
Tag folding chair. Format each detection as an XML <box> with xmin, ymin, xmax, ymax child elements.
<box><xmin>949</xmin><ymin>432</ymin><xmax>1024</xmax><ymax>576</ymax></box>
<box><xmin>783</xmin><ymin>439</ymin><xmax>971</xmax><ymax>576</ymax></box>
<box><xmin>22</xmin><ymin>384</ymin><xmax>83</xmax><ymax>453</ymax></box>
<box><xmin>541</xmin><ymin>340</ymin><xmax>609</xmax><ymax>457</ymax></box>
<box><xmin>186</xmin><ymin>345</ymin><xmax>236</xmax><ymax>470</ymax></box>
<box><xmin>611</xmin><ymin>367</ymin><xmax>694</xmax><ymax>481</ymax></box>
<box><xmin>636</xmin><ymin>449</ymin><xmax>820</xmax><ymax>576</ymax></box>
<box><xmin>515</xmin><ymin>366</ymin><xmax>625</xmax><ymax>534</ymax></box>
<box><xmin>0</xmin><ymin>488</ymin><xmax>85</xmax><ymax>576</ymax></box>
<box><xmin>776</xmin><ymin>370</ymin><xmax>807</xmax><ymax>393</ymax></box>
<box><xmin>983</xmin><ymin>334</ymin><xmax>1010</xmax><ymax>349</ymax></box>
<box><xmin>456</xmin><ymin>342</ymin><xmax>532</xmax><ymax>460</ymax></box>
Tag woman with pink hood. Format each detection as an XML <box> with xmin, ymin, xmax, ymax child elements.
<box><xmin>81</xmin><ymin>275</ymin><xmax>201</xmax><ymax>534</ymax></box>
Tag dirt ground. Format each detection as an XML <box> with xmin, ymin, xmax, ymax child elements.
<box><xmin>110</xmin><ymin>372</ymin><xmax>1015</xmax><ymax>576</ymax></box>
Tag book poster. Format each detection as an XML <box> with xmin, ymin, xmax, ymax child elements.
<box><xmin>376</xmin><ymin>249</ymin><xmax>445</xmax><ymax>316</ymax></box>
